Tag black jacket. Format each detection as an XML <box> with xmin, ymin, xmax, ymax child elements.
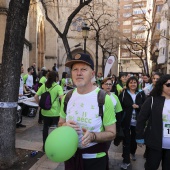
<box><xmin>119</xmin><ymin>89</ymin><xmax>146</xmax><ymax>128</ymax></box>
<box><xmin>136</xmin><ymin>96</ymin><xmax>165</xmax><ymax>151</ymax></box>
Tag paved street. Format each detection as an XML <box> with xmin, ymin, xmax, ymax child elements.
<box><xmin>16</xmin><ymin>114</ymin><xmax>160</xmax><ymax>170</ymax></box>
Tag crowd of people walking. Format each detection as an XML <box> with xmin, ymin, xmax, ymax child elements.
<box><xmin>18</xmin><ymin>54</ymin><xmax>170</xmax><ymax>170</ymax></box>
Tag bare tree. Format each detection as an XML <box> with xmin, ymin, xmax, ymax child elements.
<box><xmin>40</xmin><ymin>0</ymin><xmax>92</xmax><ymax>60</ymax></box>
<box><xmin>0</xmin><ymin>0</ymin><xmax>30</xmax><ymax>168</ymax></box>
<box><xmin>98</xmin><ymin>25</ymin><xmax>119</xmax><ymax>74</ymax></box>
<box><xmin>120</xmin><ymin>4</ymin><xmax>152</xmax><ymax>74</ymax></box>
<box><xmin>83</xmin><ymin>3</ymin><xmax>118</xmax><ymax>74</ymax></box>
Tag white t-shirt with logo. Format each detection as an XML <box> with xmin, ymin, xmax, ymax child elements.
<box><xmin>128</xmin><ymin>91</ymin><xmax>137</xmax><ymax>126</ymax></box>
<box><xmin>60</xmin><ymin>87</ymin><xmax>116</xmax><ymax>158</ymax></box>
<box><xmin>162</xmin><ymin>99</ymin><xmax>170</xmax><ymax>149</ymax></box>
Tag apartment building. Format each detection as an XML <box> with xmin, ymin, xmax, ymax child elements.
<box><xmin>118</xmin><ymin>0</ymin><xmax>152</xmax><ymax>74</ymax></box>
<box><xmin>153</xmin><ymin>0</ymin><xmax>170</xmax><ymax>74</ymax></box>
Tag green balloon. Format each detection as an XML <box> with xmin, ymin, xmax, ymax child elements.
<box><xmin>45</xmin><ymin>126</ymin><xmax>78</xmax><ymax>162</ymax></box>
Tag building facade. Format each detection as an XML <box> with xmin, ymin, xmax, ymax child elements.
<box><xmin>0</xmin><ymin>0</ymin><xmax>119</xmax><ymax>78</ymax></box>
<box><xmin>118</xmin><ymin>0</ymin><xmax>153</xmax><ymax>74</ymax></box>
<box><xmin>156</xmin><ymin>0</ymin><xmax>170</xmax><ymax>74</ymax></box>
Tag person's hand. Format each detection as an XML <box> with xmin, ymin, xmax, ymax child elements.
<box><xmin>137</xmin><ymin>143</ymin><xmax>144</xmax><ymax>147</ymax></box>
<box><xmin>63</xmin><ymin>120</ymin><xmax>81</xmax><ymax>132</ymax></box>
<box><xmin>136</xmin><ymin>139</ymin><xmax>144</xmax><ymax>147</ymax></box>
<box><xmin>132</xmin><ymin>104</ymin><xmax>139</xmax><ymax>109</ymax></box>
<box><xmin>81</xmin><ymin>128</ymin><xmax>94</xmax><ymax>147</ymax></box>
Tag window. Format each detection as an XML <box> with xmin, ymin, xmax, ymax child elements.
<box><xmin>156</xmin><ymin>5</ymin><xmax>163</xmax><ymax>12</ymax></box>
<box><xmin>132</xmin><ymin>33</ymin><xmax>145</xmax><ymax>39</ymax></box>
<box><xmin>123</xmin><ymin>29</ymin><xmax>131</xmax><ymax>33</ymax></box>
<box><xmin>122</xmin><ymin>60</ymin><xmax>130</xmax><ymax>64</ymax></box>
<box><xmin>133</xmin><ymin>19</ymin><xmax>143</xmax><ymax>24</ymax></box>
<box><xmin>133</xmin><ymin>25</ymin><xmax>145</xmax><ymax>31</ymax></box>
<box><xmin>156</xmin><ymin>23</ymin><xmax>160</xmax><ymax>30</ymax></box>
<box><xmin>122</xmin><ymin>52</ymin><xmax>130</xmax><ymax>57</ymax></box>
<box><xmin>133</xmin><ymin>9</ymin><xmax>146</xmax><ymax>15</ymax></box>
<box><xmin>124</xmin><ymin>4</ymin><xmax>132</xmax><ymax>9</ymax></box>
<box><xmin>123</xmin><ymin>20</ymin><xmax>131</xmax><ymax>25</ymax></box>
<box><xmin>122</xmin><ymin>44</ymin><xmax>130</xmax><ymax>49</ymax></box>
<box><xmin>134</xmin><ymin>3</ymin><xmax>145</xmax><ymax>7</ymax></box>
<box><xmin>123</xmin><ymin>13</ymin><xmax>131</xmax><ymax>17</ymax></box>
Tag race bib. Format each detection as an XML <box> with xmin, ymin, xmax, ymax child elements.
<box><xmin>163</xmin><ymin>123</ymin><xmax>170</xmax><ymax>137</ymax></box>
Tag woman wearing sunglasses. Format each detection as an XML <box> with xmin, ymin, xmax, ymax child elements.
<box><xmin>136</xmin><ymin>74</ymin><xmax>170</xmax><ymax>170</ymax></box>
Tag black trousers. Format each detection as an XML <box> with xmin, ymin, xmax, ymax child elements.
<box><xmin>83</xmin><ymin>156</ymin><xmax>107</xmax><ymax>170</ymax></box>
<box><xmin>65</xmin><ymin>156</ymin><xmax>107</xmax><ymax>170</ymax></box>
<box><xmin>43</xmin><ymin>116</ymin><xmax>59</xmax><ymax>146</ymax></box>
<box><xmin>145</xmin><ymin>147</ymin><xmax>170</xmax><ymax>170</ymax></box>
<box><xmin>122</xmin><ymin>126</ymin><xmax>137</xmax><ymax>163</ymax></box>
<box><xmin>38</xmin><ymin>108</ymin><xmax>43</xmax><ymax>122</ymax></box>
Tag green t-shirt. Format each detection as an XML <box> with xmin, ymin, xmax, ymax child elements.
<box><xmin>116</xmin><ymin>84</ymin><xmax>123</xmax><ymax>96</ymax></box>
<box><xmin>110</xmin><ymin>93</ymin><xmax>122</xmax><ymax>113</ymax></box>
<box><xmin>36</xmin><ymin>82</ymin><xmax>63</xmax><ymax>117</ymax></box>
<box><xmin>23</xmin><ymin>74</ymin><xmax>28</xmax><ymax>84</ymax></box>
<box><xmin>39</xmin><ymin>76</ymin><xmax>47</xmax><ymax>84</ymax></box>
<box><xmin>61</xmin><ymin>78</ymin><xmax>66</xmax><ymax>90</ymax></box>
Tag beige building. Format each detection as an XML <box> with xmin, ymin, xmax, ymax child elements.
<box><xmin>156</xmin><ymin>0</ymin><xmax>170</xmax><ymax>74</ymax></box>
<box><xmin>118</xmin><ymin>0</ymin><xmax>153</xmax><ymax>74</ymax></box>
<box><xmin>150</xmin><ymin>0</ymin><xmax>164</xmax><ymax>72</ymax></box>
<box><xmin>0</xmin><ymin>0</ymin><xmax>119</xmax><ymax>78</ymax></box>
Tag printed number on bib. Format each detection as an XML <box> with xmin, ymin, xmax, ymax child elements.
<box><xmin>163</xmin><ymin>124</ymin><xmax>170</xmax><ymax>138</ymax></box>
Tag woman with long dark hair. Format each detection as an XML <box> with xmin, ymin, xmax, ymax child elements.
<box><xmin>110</xmin><ymin>74</ymin><xmax>123</xmax><ymax>96</ymax></box>
<box><xmin>118</xmin><ymin>73</ymin><xmax>127</xmax><ymax>89</ymax></box>
<box><xmin>136</xmin><ymin>74</ymin><xmax>170</xmax><ymax>170</ymax></box>
<box><xmin>143</xmin><ymin>72</ymin><xmax>163</xmax><ymax>96</ymax></box>
<box><xmin>119</xmin><ymin>76</ymin><xmax>146</xmax><ymax>169</ymax></box>
<box><xmin>141</xmin><ymin>74</ymin><xmax>152</xmax><ymax>89</ymax></box>
<box><xmin>34</xmin><ymin>71</ymin><xmax>63</xmax><ymax>151</ymax></box>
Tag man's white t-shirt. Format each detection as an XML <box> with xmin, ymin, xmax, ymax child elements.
<box><xmin>26</xmin><ymin>75</ymin><xmax>33</xmax><ymax>87</ymax></box>
<box><xmin>60</xmin><ymin>87</ymin><xmax>116</xmax><ymax>158</ymax></box>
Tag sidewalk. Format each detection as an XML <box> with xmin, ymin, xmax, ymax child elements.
<box><xmin>15</xmin><ymin>115</ymin><xmax>159</xmax><ymax>170</ymax></box>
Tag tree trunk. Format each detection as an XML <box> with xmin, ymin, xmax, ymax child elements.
<box><xmin>95</xmin><ymin>32</ymin><xmax>99</xmax><ymax>75</ymax></box>
<box><xmin>0</xmin><ymin>0</ymin><xmax>30</xmax><ymax>168</ymax></box>
<box><xmin>62</xmin><ymin>35</ymin><xmax>72</xmax><ymax>60</ymax></box>
<box><xmin>102</xmin><ymin>49</ymin><xmax>105</xmax><ymax>75</ymax></box>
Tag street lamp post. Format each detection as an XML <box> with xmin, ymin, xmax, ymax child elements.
<box><xmin>82</xmin><ymin>23</ymin><xmax>90</xmax><ymax>53</ymax></box>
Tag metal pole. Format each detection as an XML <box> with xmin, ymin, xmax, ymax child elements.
<box><xmin>84</xmin><ymin>38</ymin><xmax>86</xmax><ymax>53</ymax></box>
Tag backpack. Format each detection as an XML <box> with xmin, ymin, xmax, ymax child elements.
<box><xmin>39</xmin><ymin>85</ymin><xmax>57</xmax><ymax>110</ymax></box>
<box><xmin>64</xmin><ymin>89</ymin><xmax>106</xmax><ymax>120</ymax></box>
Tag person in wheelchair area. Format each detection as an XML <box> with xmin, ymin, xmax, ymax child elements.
<box><xmin>17</xmin><ymin>65</ymin><xmax>27</xmax><ymax>128</ymax></box>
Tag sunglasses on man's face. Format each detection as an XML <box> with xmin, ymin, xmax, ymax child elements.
<box><xmin>164</xmin><ymin>83</ymin><xmax>170</xmax><ymax>87</ymax></box>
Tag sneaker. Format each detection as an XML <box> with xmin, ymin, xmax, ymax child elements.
<box><xmin>120</xmin><ymin>162</ymin><xmax>130</xmax><ymax>170</ymax></box>
<box><xmin>131</xmin><ymin>154</ymin><xmax>136</xmax><ymax>161</ymax></box>
<box><xmin>18</xmin><ymin>124</ymin><xmax>26</xmax><ymax>128</ymax></box>
<box><xmin>38</xmin><ymin>120</ymin><xmax>43</xmax><ymax>124</ymax></box>
<box><xmin>50</xmin><ymin>125</ymin><xmax>57</xmax><ymax>129</ymax></box>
